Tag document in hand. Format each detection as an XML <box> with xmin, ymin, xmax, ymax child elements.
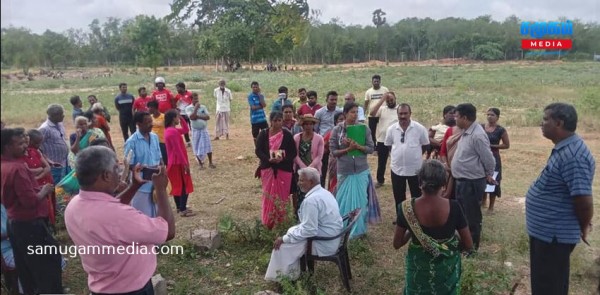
<box><xmin>346</xmin><ymin>124</ymin><xmax>366</xmax><ymax>157</ymax></box>
<box><xmin>485</xmin><ymin>171</ymin><xmax>499</xmax><ymax>193</ymax></box>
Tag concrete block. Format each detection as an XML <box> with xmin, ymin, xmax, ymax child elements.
<box><xmin>190</xmin><ymin>228</ymin><xmax>222</xmax><ymax>250</ymax></box>
<box><xmin>152</xmin><ymin>274</ymin><xmax>167</xmax><ymax>295</ymax></box>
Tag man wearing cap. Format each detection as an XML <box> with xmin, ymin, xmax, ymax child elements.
<box><xmin>152</xmin><ymin>77</ymin><xmax>176</xmax><ymax>114</ymax></box>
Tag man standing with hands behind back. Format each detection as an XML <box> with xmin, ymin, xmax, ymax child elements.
<box><xmin>526</xmin><ymin>103</ymin><xmax>594</xmax><ymax>295</ymax></box>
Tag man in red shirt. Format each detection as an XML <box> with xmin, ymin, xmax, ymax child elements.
<box><xmin>1</xmin><ymin>128</ymin><xmax>63</xmax><ymax>293</ymax></box>
<box><xmin>152</xmin><ymin>77</ymin><xmax>176</xmax><ymax>114</ymax></box>
<box><xmin>297</xmin><ymin>90</ymin><xmax>322</xmax><ymax>116</ymax></box>
<box><xmin>175</xmin><ymin>82</ymin><xmax>193</xmax><ymax>145</ymax></box>
<box><xmin>133</xmin><ymin>86</ymin><xmax>153</xmax><ymax>113</ymax></box>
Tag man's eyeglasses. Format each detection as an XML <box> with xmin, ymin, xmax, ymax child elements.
<box><xmin>401</xmin><ymin>132</ymin><xmax>405</xmax><ymax>143</ymax></box>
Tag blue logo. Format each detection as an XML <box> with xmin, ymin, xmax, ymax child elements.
<box><xmin>520</xmin><ymin>21</ymin><xmax>573</xmax><ymax>38</ymax></box>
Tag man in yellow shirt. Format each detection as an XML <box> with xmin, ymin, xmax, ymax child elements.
<box><xmin>147</xmin><ymin>100</ymin><xmax>167</xmax><ymax>165</ymax></box>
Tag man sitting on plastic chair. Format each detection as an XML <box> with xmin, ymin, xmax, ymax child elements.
<box><xmin>265</xmin><ymin>167</ymin><xmax>343</xmax><ymax>282</ymax></box>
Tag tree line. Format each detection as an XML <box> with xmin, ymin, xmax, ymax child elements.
<box><xmin>2</xmin><ymin>0</ymin><xmax>599</xmax><ymax>75</ymax></box>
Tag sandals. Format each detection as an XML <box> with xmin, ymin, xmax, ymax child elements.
<box><xmin>180</xmin><ymin>210</ymin><xmax>196</xmax><ymax>217</ymax></box>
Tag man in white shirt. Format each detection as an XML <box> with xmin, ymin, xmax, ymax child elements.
<box><xmin>344</xmin><ymin>93</ymin><xmax>365</xmax><ymax>123</ymax></box>
<box><xmin>265</xmin><ymin>167</ymin><xmax>343</xmax><ymax>282</ymax></box>
<box><xmin>364</xmin><ymin>74</ymin><xmax>389</xmax><ymax>147</ymax></box>
<box><xmin>369</xmin><ymin>92</ymin><xmax>399</xmax><ymax>188</ymax></box>
<box><xmin>384</xmin><ymin>104</ymin><xmax>430</xmax><ymax>219</ymax></box>
<box><xmin>214</xmin><ymin>79</ymin><xmax>233</xmax><ymax>140</ymax></box>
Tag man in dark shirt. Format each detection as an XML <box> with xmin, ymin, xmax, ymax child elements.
<box><xmin>114</xmin><ymin>82</ymin><xmax>136</xmax><ymax>141</ymax></box>
<box><xmin>1</xmin><ymin>128</ymin><xmax>63</xmax><ymax>293</ymax></box>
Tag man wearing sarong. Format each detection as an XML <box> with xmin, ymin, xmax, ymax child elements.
<box><xmin>265</xmin><ymin>167</ymin><xmax>343</xmax><ymax>282</ymax></box>
<box><xmin>214</xmin><ymin>79</ymin><xmax>232</xmax><ymax>140</ymax></box>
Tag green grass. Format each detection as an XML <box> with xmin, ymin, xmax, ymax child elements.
<box><xmin>2</xmin><ymin>61</ymin><xmax>599</xmax><ymax>294</ymax></box>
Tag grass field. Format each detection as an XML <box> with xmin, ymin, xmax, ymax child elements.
<box><xmin>1</xmin><ymin>61</ymin><xmax>599</xmax><ymax>294</ymax></box>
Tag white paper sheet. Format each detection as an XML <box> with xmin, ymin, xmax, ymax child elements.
<box><xmin>485</xmin><ymin>171</ymin><xmax>499</xmax><ymax>193</ymax></box>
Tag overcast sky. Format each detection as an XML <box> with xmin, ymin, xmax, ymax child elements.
<box><xmin>1</xmin><ymin>0</ymin><xmax>598</xmax><ymax>34</ymax></box>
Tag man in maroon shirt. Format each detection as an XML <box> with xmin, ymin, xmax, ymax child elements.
<box><xmin>133</xmin><ymin>87</ymin><xmax>153</xmax><ymax>113</ymax></box>
<box><xmin>297</xmin><ymin>90</ymin><xmax>321</xmax><ymax>116</ymax></box>
<box><xmin>1</xmin><ymin>128</ymin><xmax>63</xmax><ymax>293</ymax></box>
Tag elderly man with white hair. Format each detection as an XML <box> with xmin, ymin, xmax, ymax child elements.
<box><xmin>265</xmin><ymin>167</ymin><xmax>343</xmax><ymax>282</ymax></box>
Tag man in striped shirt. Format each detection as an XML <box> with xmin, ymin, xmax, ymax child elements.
<box><xmin>39</xmin><ymin>104</ymin><xmax>70</xmax><ymax>184</ymax></box>
<box><xmin>526</xmin><ymin>103</ymin><xmax>595</xmax><ymax>295</ymax></box>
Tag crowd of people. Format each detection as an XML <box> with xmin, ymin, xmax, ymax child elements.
<box><xmin>0</xmin><ymin>73</ymin><xmax>595</xmax><ymax>295</ymax></box>
<box><xmin>250</xmin><ymin>76</ymin><xmax>594</xmax><ymax>295</ymax></box>
<box><xmin>0</xmin><ymin>76</ymin><xmax>232</xmax><ymax>294</ymax></box>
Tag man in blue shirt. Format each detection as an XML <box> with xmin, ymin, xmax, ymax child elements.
<box><xmin>526</xmin><ymin>103</ymin><xmax>595</xmax><ymax>295</ymax></box>
<box><xmin>248</xmin><ymin>81</ymin><xmax>268</xmax><ymax>143</ymax></box>
<box><xmin>124</xmin><ymin>111</ymin><xmax>163</xmax><ymax>217</ymax></box>
<box><xmin>114</xmin><ymin>82</ymin><xmax>136</xmax><ymax>141</ymax></box>
<box><xmin>314</xmin><ymin>91</ymin><xmax>342</xmax><ymax>186</ymax></box>
<box><xmin>271</xmin><ymin>86</ymin><xmax>293</xmax><ymax>113</ymax></box>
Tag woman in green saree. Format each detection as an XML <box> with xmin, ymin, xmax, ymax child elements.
<box><xmin>393</xmin><ymin>160</ymin><xmax>473</xmax><ymax>295</ymax></box>
<box><xmin>55</xmin><ymin>115</ymin><xmax>105</xmax><ymax>211</ymax></box>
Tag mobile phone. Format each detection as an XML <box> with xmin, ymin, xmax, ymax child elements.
<box><xmin>141</xmin><ymin>167</ymin><xmax>159</xmax><ymax>181</ymax></box>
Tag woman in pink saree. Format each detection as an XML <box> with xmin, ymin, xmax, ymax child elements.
<box><xmin>255</xmin><ymin>111</ymin><xmax>298</xmax><ymax>229</ymax></box>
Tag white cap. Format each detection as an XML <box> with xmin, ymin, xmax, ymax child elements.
<box><xmin>155</xmin><ymin>77</ymin><xmax>165</xmax><ymax>84</ymax></box>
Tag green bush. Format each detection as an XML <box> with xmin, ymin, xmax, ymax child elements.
<box><xmin>218</xmin><ymin>201</ymin><xmax>297</xmax><ymax>247</ymax></box>
<box><xmin>577</xmin><ymin>87</ymin><xmax>600</xmax><ymax>113</ymax></box>
<box><xmin>471</xmin><ymin>42</ymin><xmax>504</xmax><ymax>61</ymax></box>
<box><xmin>226</xmin><ymin>81</ymin><xmax>244</xmax><ymax>92</ymax></box>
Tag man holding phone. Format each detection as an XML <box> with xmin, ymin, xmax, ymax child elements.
<box><xmin>124</xmin><ymin>111</ymin><xmax>163</xmax><ymax>217</ymax></box>
<box><xmin>65</xmin><ymin>146</ymin><xmax>175</xmax><ymax>295</ymax></box>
